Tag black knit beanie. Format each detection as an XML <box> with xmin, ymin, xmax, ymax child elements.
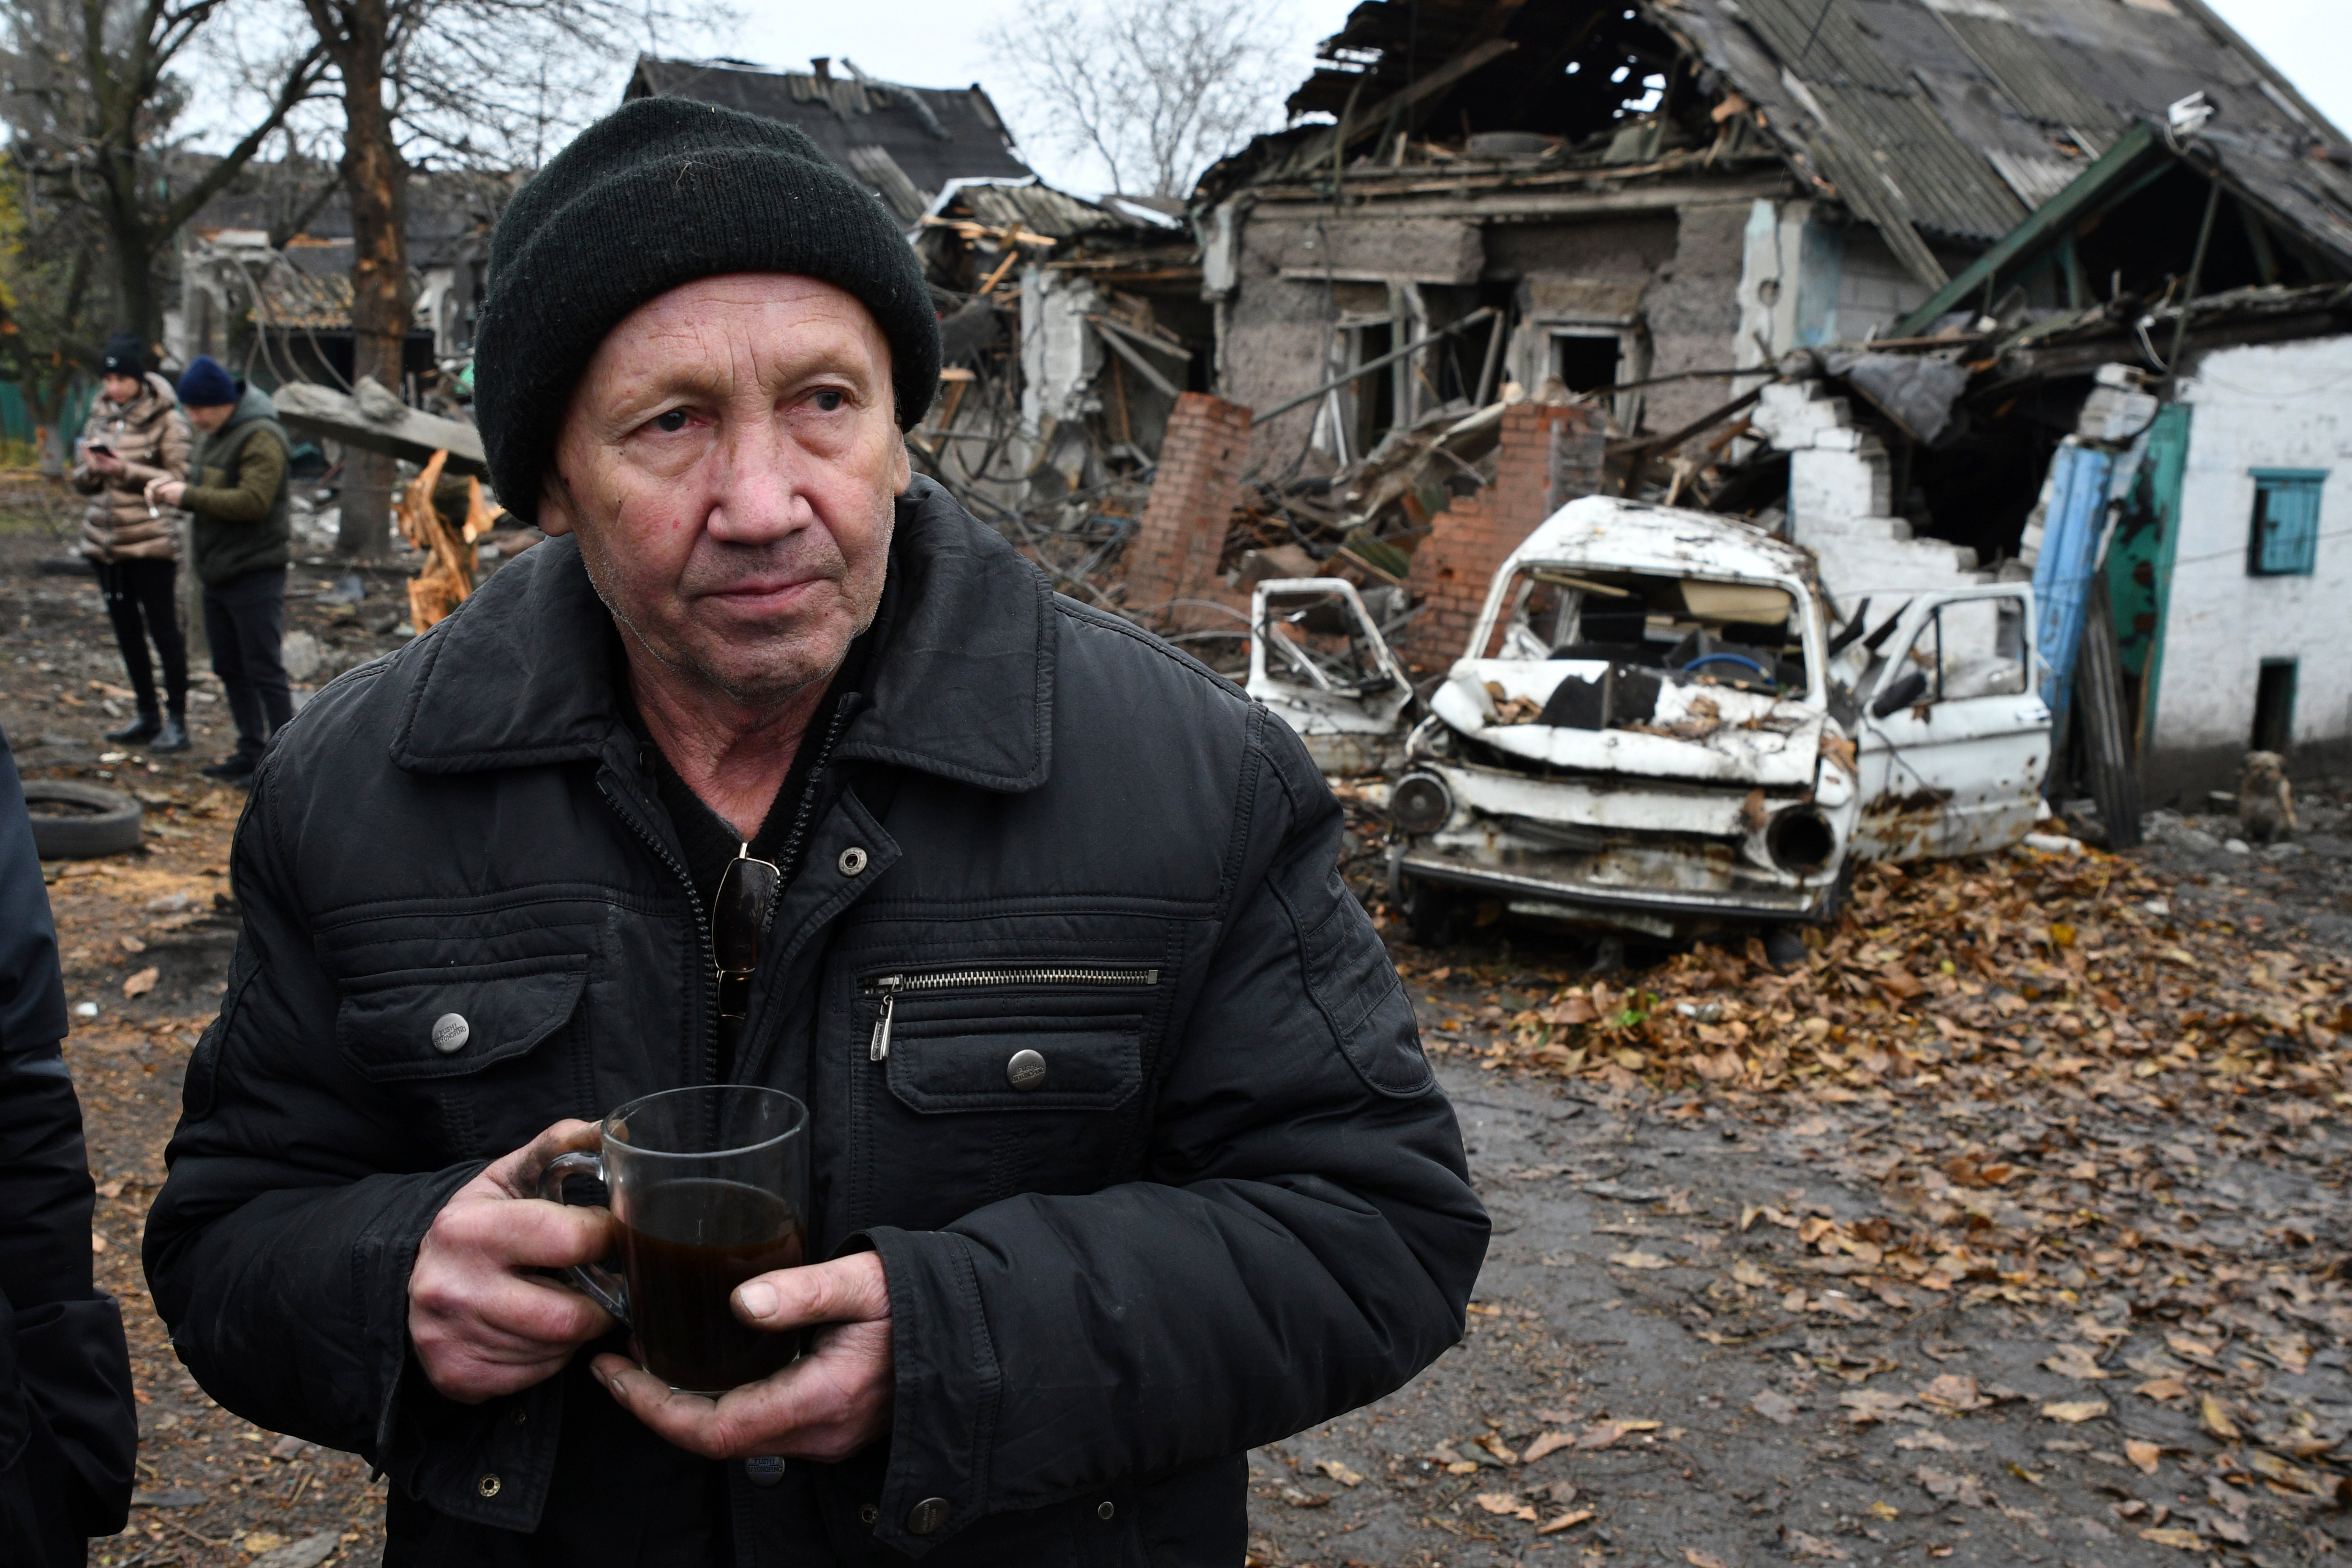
<box><xmin>473</xmin><ymin>95</ymin><xmax>940</xmax><ymax>520</ymax></box>
<box><xmin>101</xmin><ymin>332</ymin><xmax>145</xmax><ymax>378</ymax></box>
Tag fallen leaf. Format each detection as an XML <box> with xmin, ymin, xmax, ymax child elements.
<box><xmin>2137</xmin><ymin>1527</ymin><xmax>2206</xmax><ymax>1550</ymax></box>
<box><xmin>2125</xmin><ymin>1440</ymin><xmax>2162</xmax><ymax>1475</ymax></box>
<box><xmin>118</xmin><ymin>934</ymin><xmax>145</xmax><ymax>953</ymax></box>
<box><xmin>1786</xmin><ymin>1529</ymin><xmax>1851</xmax><ymax>1560</ymax></box>
<box><xmin>2042</xmin><ymin>1400</ymin><xmax>2109</xmax><ymax>1424</ymax></box>
<box><xmin>1731</xmin><ymin>1259</ymin><xmax>1773</xmax><ymax>1289</ymax></box>
<box><xmin>1520</xmin><ymin>1431</ymin><xmax>1573</xmax><ymax>1464</ymax></box>
<box><xmin>1750</xmin><ymin>1389</ymin><xmax>1802</xmax><ymax>1426</ymax></box>
<box><xmin>1915</xmin><ymin>1467</ymin><xmax>1991</xmax><ymax>1508</ymax></box>
<box><xmin>242</xmin><ymin>1536</ymin><xmax>286</xmax><ymax>1555</ymax></box>
<box><xmin>1840</xmin><ymin>1390</ymin><xmax>1911</xmax><ymax>1426</ymax></box>
<box><xmin>1686</xmin><ymin>1552</ymin><xmax>1731</xmax><ymax>1568</ymax></box>
<box><xmin>1609</xmin><ymin>1251</ymin><xmax>1674</xmax><ymax>1270</ymax></box>
<box><xmin>2134</xmin><ymin>1377</ymin><xmax>2191</xmax><ymax>1402</ymax></box>
<box><xmin>2042</xmin><ymin>1344</ymin><xmax>2112</xmax><ymax>1380</ymax></box>
<box><xmin>1916</xmin><ymin>1374</ymin><xmax>1989</xmax><ymax>1413</ymax></box>
<box><xmin>1478</xmin><ymin>1434</ymin><xmax>1520</xmax><ymax>1465</ymax></box>
<box><xmin>1475</xmin><ymin>1492</ymin><xmax>1530</xmax><ymax>1519</ymax></box>
<box><xmin>2198</xmin><ymin>1396</ymin><xmax>2240</xmax><ymax>1442</ymax></box>
<box><xmin>1868</xmin><ymin>1501</ymin><xmax>1901</xmax><ymax>1519</ymax></box>
<box><xmin>1315</xmin><ymin>1459</ymin><xmax>1363</xmax><ymax>1488</ymax></box>
<box><xmin>90</xmin><ymin>1233</ymin><xmax>107</xmax><ymax>1253</ymax></box>
<box><xmin>1278</xmin><ymin>1486</ymin><xmax>1329</xmax><ymax>1509</ymax></box>
<box><xmin>122</xmin><ymin>966</ymin><xmax>158</xmax><ymax>998</ymax></box>
<box><xmin>1537</xmin><ymin>1509</ymin><xmax>1595</xmax><ymax>1535</ymax></box>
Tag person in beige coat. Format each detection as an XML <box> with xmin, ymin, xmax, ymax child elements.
<box><xmin>71</xmin><ymin>334</ymin><xmax>193</xmax><ymax>752</ymax></box>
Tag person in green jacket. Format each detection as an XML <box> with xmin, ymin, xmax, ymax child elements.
<box><xmin>145</xmin><ymin>357</ymin><xmax>292</xmax><ymax>784</ymax></box>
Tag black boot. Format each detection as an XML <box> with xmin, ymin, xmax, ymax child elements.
<box><xmin>106</xmin><ymin>709</ymin><xmax>162</xmax><ymax>744</ymax></box>
<box><xmin>151</xmin><ymin>712</ymin><xmax>191</xmax><ymax>754</ymax></box>
<box><xmin>199</xmin><ymin>753</ymin><xmax>256</xmax><ymax>783</ymax></box>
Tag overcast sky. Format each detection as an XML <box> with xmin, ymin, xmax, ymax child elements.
<box><xmin>663</xmin><ymin>0</ymin><xmax>2350</xmax><ymax>194</ymax></box>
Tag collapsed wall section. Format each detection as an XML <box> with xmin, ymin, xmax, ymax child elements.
<box><xmin>1121</xmin><ymin>392</ymin><xmax>1254</xmax><ymax>630</ymax></box>
<box><xmin>1399</xmin><ymin>403</ymin><xmax>1603</xmax><ymax>671</ymax></box>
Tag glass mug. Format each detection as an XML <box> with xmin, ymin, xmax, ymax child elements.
<box><xmin>538</xmin><ymin>1084</ymin><xmax>811</xmax><ymax>1395</ymax></box>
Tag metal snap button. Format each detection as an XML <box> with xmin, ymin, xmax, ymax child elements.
<box><xmin>907</xmin><ymin>1496</ymin><xmax>951</xmax><ymax>1534</ymax></box>
<box><xmin>1097</xmin><ymin>1500</ymin><xmax>1116</xmax><ymax>1521</ymax></box>
<box><xmin>859</xmin><ymin>1503</ymin><xmax>879</xmax><ymax>1525</ymax></box>
<box><xmin>838</xmin><ymin>846</ymin><xmax>868</xmax><ymax>877</ymax></box>
<box><xmin>1006</xmin><ymin>1048</ymin><xmax>1047</xmax><ymax>1090</ymax></box>
<box><xmin>430</xmin><ymin>1012</ymin><xmax>469</xmax><ymax>1054</ymax></box>
<box><xmin>508</xmin><ymin>1405</ymin><xmax>527</xmax><ymax>1426</ymax></box>
<box><xmin>476</xmin><ymin>1473</ymin><xmax>501</xmax><ymax>1499</ymax></box>
<box><xmin>745</xmin><ymin>1455</ymin><xmax>785</xmax><ymax>1487</ymax></box>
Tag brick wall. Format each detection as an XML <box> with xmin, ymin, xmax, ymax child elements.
<box><xmin>1121</xmin><ymin>392</ymin><xmax>1253</xmax><ymax>630</ymax></box>
<box><xmin>1398</xmin><ymin>403</ymin><xmax>1603</xmax><ymax>671</ymax></box>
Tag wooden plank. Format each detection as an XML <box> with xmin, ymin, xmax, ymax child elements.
<box><xmin>1288</xmin><ymin>39</ymin><xmax>1518</xmax><ymax>172</ymax></box>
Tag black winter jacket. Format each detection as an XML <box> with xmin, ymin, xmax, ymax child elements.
<box><xmin>142</xmin><ymin>479</ymin><xmax>1487</xmax><ymax>1566</ymax></box>
<box><xmin>0</xmin><ymin>725</ymin><xmax>138</xmax><ymax>1566</ymax></box>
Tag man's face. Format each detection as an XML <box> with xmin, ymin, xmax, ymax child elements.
<box><xmin>101</xmin><ymin>373</ymin><xmax>141</xmax><ymax>405</ymax></box>
<box><xmin>540</xmin><ymin>274</ymin><xmax>910</xmax><ymax>711</ymax></box>
<box><xmin>186</xmin><ymin>403</ymin><xmax>233</xmax><ymax>433</ymax></box>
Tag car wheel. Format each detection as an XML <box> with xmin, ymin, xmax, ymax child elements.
<box><xmin>24</xmin><ymin>781</ymin><xmax>143</xmax><ymax>860</ymax></box>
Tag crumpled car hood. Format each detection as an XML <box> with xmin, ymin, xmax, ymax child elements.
<box><xmin>1434</xmin><ymin>659</ymin><xmax>1825</xmax><ymax>787</ymax></box>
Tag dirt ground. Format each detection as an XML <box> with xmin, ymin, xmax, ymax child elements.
<box><xmin>5</xmin><ymin>493</ymin><xmax>2348</xmax><ymax>1568</ymax></box>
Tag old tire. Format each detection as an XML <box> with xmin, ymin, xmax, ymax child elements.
<box><xmin>24</xmin><ymin>781</ymin><xmax>142</xmax><ymax>859</ymax></box>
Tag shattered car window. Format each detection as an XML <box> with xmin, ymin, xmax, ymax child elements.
<box><xmin>1491</xmin><ymin>566</ymin><xmax>1808</xmax><ymax>696</ymax></box>
<box><xmin>1892</xmin><ymin>597</ymin><xmax>2029</xmax><ymax>702</ymax></box>
<box><xmin>1258</xmin><ymin>585</ymin><xmax>1402</xmax><ymax>697</ymax></box>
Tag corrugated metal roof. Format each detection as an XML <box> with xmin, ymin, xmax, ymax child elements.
<box><xmin>928</xmin><ymin>178</ymin><xmax>1130</xmax><ymax>242</ymax></box>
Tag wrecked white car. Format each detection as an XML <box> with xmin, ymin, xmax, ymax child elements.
<box><xmin>1247</xmin><ymin>497</ymin><xmax>2052</xmax><ymax>945</ymax></box>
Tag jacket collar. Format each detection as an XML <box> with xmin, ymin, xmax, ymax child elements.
<box><xmin>389</xmin><ymin>476</ymin><xmax>1055</xmax><ymax>792</ymax></box>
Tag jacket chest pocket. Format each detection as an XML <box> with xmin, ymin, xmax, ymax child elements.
<box><xmin>336</xmin><ymin>955</ymin><xmax>592</xmax><ymax>1160</ymax></box>
<box><xmin>854</xmin><ymin>965</ymin><xmax>1158</xmax><ymax>1233</ymax></box>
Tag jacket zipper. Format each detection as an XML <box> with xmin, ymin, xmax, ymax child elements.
<box><xmin>865</xmin><ymin>966</ymin><xmax>1160</xmax><ymax>1061</ymax></box>
<box><xmin>598</xmin><ymin>774</ymin><xmax>720</xmax><ymax>1083</ymax></box>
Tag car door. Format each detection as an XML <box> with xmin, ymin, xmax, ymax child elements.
<box><xmin>1247</xmin><ymin>577</ymin><xmax>1412</xmax><ymax>776</ymax></box>
<box><xmin>1851</xmin><ymin>585</ymin><xmax>2051</xmax><ymax>862</ymax></box>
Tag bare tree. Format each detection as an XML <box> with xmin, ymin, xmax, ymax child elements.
<box><xmin>984</xmin><ymin>0</ymin><xmax>1292</xmax><ymax>199</ymax></box>
<box><xmin>279</xmin><ymin>0</ymin><xmax>698</xmax><ymax>554</ymax></box>
<box><xmin>0</xmin><ymin>0</ymin><xmax>328</xmax><ymax>348</ymax></box>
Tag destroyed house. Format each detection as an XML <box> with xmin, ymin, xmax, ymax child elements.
<box><xmin>171</xmin><ymin>163</ymin><xmax>513</xmax><ymax>390</ymax></box>
<box><xmin>624</xmin><ymin>56</ymin><xmax>1033</xmax><ymax>229</ymax></box>
<box><xmin>1200</xmin><ymin>0</ymin><xmax>2352</xmax><ymax>468</ymax></box>
<box><xmin>912</xmin><ymin>177</ymin><xmax>1206</xmax><ymax>517</ymax></box>
<box><xmin>1182</xmin><ymin>0</ymin><xmax>2352</xmax><ymax>806</ymax></box>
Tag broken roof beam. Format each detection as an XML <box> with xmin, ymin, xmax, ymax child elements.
<box><xmin>272</xmin><ymin>381</ymin><xmax>488</xmax><ymax>478</ymax></box>
<box><xmin>1288</xmin><ymin>38</ymin><xmax>1518</xmax><ymax>172</ymax></box>
<box><xmin>1893</xmin><ymin>121</ymin><xmax>2167</xmax><ymax>339</ymax></box>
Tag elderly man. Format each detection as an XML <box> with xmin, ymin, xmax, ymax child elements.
<box><xmin>144</xmin><ymin>99</ymin><xmax>1484</xmax><ymax>1565</ymax></box>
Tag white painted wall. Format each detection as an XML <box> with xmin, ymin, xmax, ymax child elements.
<box><xmin>2158</xmin><ymin>335</ymin><xmax>2352</xmax><ymax>762</ymax></box>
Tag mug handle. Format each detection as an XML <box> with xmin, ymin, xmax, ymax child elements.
<box><xmin>536</xmin><ymin>1150</ymin><xmax>631</xmax><ymax>1326</ymax></box>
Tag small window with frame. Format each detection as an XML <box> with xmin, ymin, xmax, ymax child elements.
<box><xmin>2248</xmin><ymin>469</ymin><xmax>2324</xmax><ymax>577</ymax></box>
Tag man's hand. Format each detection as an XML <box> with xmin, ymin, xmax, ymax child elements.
<box><xmin>146</xmin><ymin>477</ymin><xmax>186</xmax><ymax>509</ymax></box>
<box><xmin>408</xmin><ymin>1119</ymin><xmax>616</xmax><ymax>1403</ymax></box>
<box><xmin>594</xmin><ymin>1251</ymin><xmax>892</xmax><ymax>1461</ymax></box>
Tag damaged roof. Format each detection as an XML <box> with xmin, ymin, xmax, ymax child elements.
<box><xmin>1246</xmin><ymin>0</ymin><xmax>2352</xmax><ymax>290</ymax></box>
<box><xmin>626</xmin><ymin>56</ymin><xmax>1033</xmax><ymax>227</ymax></box>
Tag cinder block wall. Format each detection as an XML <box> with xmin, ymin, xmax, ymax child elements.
<box><xmin>1122</xmin><ymin>392</ymin><xmax>1253</xmax><ymax>630</ymax></box>
<box><xmin>1399</xmin><ymin>403</ymin><xmax>1602</xmax><ymax>671</ymax></box>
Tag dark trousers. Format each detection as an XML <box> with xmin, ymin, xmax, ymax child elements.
<box><xmin>94</xmin><ymin>558</ymin><xmax>188</xmax><ymax>717</ymax></box>
<box><xmin>202</xmin><ymin>567</ymin><xmax>293</xmax><ymax>764</ymax></box>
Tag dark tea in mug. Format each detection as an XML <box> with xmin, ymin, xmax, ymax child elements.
<box><xmin>539</xmin><ymin>1085</ymin><xmax>811</xmax><ymax>1395</ymax></box>
<box><xmin>618</xmin><ymin>1179</ymin><xmax>806</xmax><ymax>1391</ymax></box>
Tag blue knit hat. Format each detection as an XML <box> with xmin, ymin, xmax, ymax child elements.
<box><xmin>177</xmin><ymin>356</ymin><xmax>238</xmax><ymax>409</ymax></box>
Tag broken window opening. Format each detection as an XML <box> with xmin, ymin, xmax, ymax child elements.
<box><xmin>1887</xmin><ymin>597</ymin><xmax>2030</xmax><ymax>705</ymax></box>
<box><xmin>1489</xmin><ymin>566</ymin><xmax>1810</xmax><ymax>697</ymax></box>
<box><xmin>1551</xmin><ymin>331</ymin><xmax>1622</xmax><ymax>396</ymax></box>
